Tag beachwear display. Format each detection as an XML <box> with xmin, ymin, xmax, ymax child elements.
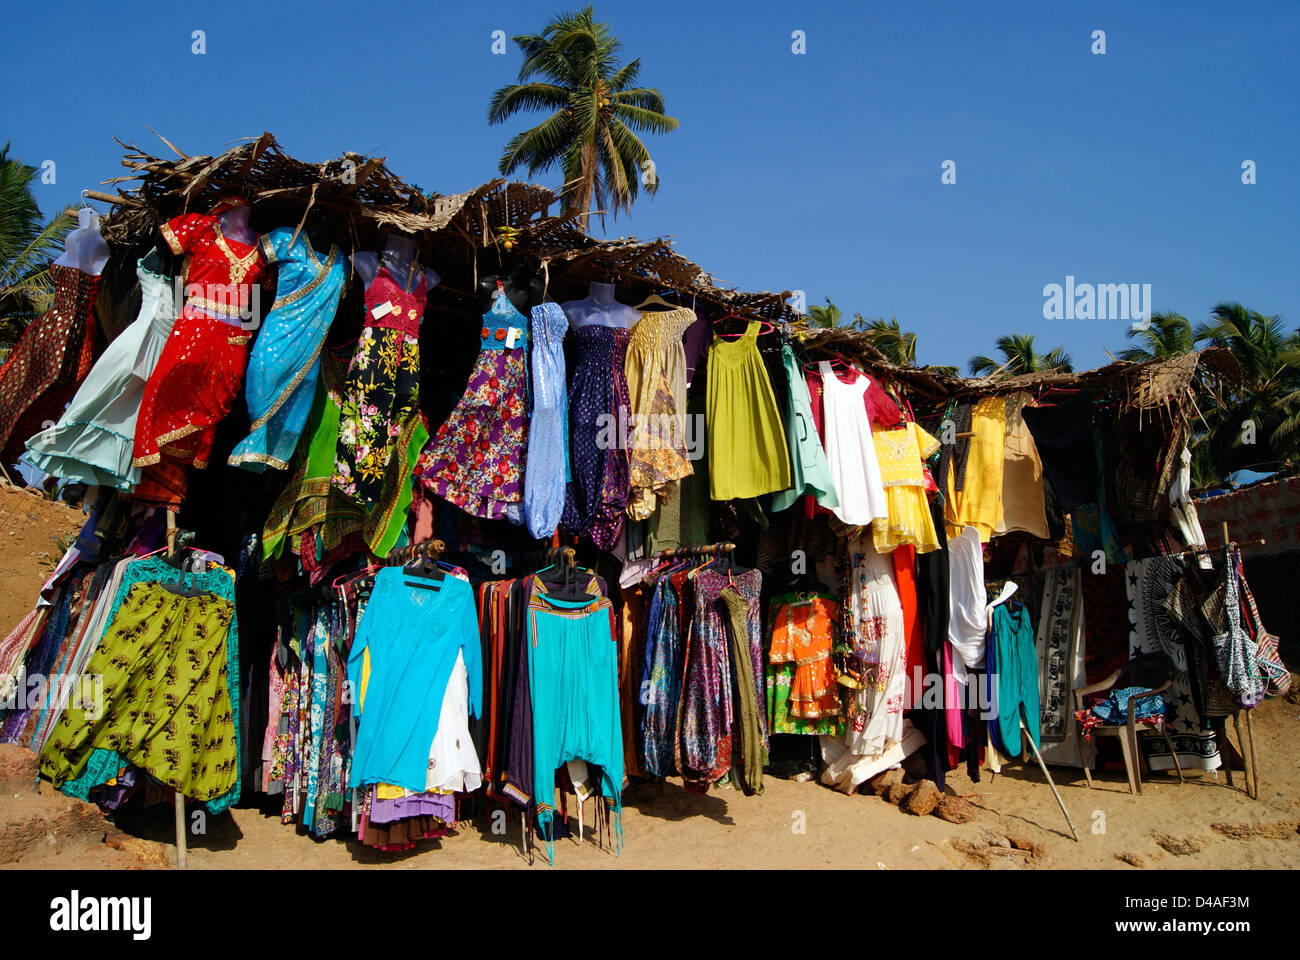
<box><xmin>624</xmin><ymin>306</ymin><xmax>696</xmax><ymax>519</ymax></box>
<box><xmin>417</xmin><ymin>289</ymin><xmax>530</xmax><ymax>522</ymax></box>
<box><xmin>334</xmin><ymin>266</ymin><xmax>425</xmax><ymax>509</ymax></box>
<box><xmin>229</xmin><ymin>228</ymin><xmax>344</xmax><ymax>471</ymax></box>
<box><xmin>522</xmin><ymin>302</ymin><xmax>569</xmax><ymax>538</ymax></box>
<box><xmin>26</xmin><ymin>255</ymin><xmax>177</xmax><ymax>489</ymax></box>
<box><xmin>0</xmin><ymin>262</ymin><xmax>99</xmax><ymax>463</ymax></box>
<box><xmin>706</xmin><ymin>321</ymin><xmax>790</xmax><ymax>500</ymax></box>
<box><xmin>133</xmin><ymin>213</ymin><xmax>265</xmax><ymax>470</ymax></box>
<box><xmin>562</xmin><ymin>324</ymin><xmax>631</xmax><ymax>548</ymax></box>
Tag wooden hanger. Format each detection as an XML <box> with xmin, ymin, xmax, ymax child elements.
<box><xmin>713</xmin><ymin>311</ymin><xmax>774</xmax><ymax>339</ymax></box>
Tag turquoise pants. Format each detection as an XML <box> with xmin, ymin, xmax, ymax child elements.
<box><xmin>526</xmin><ymin>592</ymin><xmax>624</xmax><ymax>863</ymax></box>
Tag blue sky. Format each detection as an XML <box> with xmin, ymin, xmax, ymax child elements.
<box><xmin>3</xmin><ymin>0</ymin><xmax>1296</xmax><ymax>370</ymax></box>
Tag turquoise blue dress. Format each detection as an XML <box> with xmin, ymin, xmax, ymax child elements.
<box><xmin>228</xmin><ymin>229</ymin><xmax>344</xmax><ymax>471</ymax></box>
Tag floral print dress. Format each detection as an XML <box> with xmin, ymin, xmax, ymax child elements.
<box><xmin>417</xmin><ymin>290</ymin><xmax>530</xmax><ymax>521</ymax></box>
<box><xmin>334</xmin><ymin>266</ymin><xmax>425</xmax><ymax>510</ymax></box>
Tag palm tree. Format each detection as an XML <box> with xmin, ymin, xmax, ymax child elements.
<box><xmin>1193</xmin><ymin>303</ymin><xmax>1298</xmax><ymax>473</ymax></box>
<box><xmin>0</xmin><ymin>143</ymin><xmax>75</xmax><ymax>339</ymax></box>
<box><xmin>807</xmin><ymin>298</ymin><xmax>842</xmax><ymax>329</ymax></box>
<box><xmin>858</xmin><ymin>316</ymin><xmax>916</xmax><ymax>365</ymax></box>
<box><xmin>1117</xmin><ymin>311</ymin><xmax>1195</xmax><ymax>362</ymax></box>
<box><xmin>488</xmin><ymin>6</ymin><xmax>679</xmax><ymax>231</ymax></box>
<box><xmin>969</xmin><ymin>334</ymin><xmax>1073</xmax><ymax>377</ymax></box>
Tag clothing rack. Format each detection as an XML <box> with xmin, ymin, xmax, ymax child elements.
<box><xmin>657</xmin><ymin>541</ymin><xmax>736</xmax><ymax>559</ymax></box>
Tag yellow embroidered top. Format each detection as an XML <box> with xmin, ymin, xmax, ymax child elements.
<box><xmin>872</xmin><ymin>422</ymin><xmax>941</xmax><ymax>487</ymax></box>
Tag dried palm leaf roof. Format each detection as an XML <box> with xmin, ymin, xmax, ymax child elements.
<box><xmin>89</xmin><ymin>131</ymin><xmax>557</xmax><ymax>255</ymax></box>
<box><xmin>88</xmin><ymin>131</ymin><xmax>803</xmax><ymax>325</ymax></box>
<box><xmin>796</xmin><ymin>325</ymin><xmax>1241</xmax><ymax>417</ymax></box>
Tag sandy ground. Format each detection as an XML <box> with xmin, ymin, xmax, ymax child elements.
<box><xmin>1</xmin><ymin>481</ymin><xmax>1296</xmax><ymax>870</ymax></box>
<box><xmin>87</xmin><ymin>690</ymin><xmax>1297</xmax><ymax>870</ymax></box>
<box><xmin>0</xmin><ymin>484</ymin><xmax>85</xmax><ymax>626</ymax></box>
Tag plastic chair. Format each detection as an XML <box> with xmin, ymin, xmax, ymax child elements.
<box><xmin>1072</xmin><ymin>652</ymin><xmax>1186</xmax><ymax>795</ymax></box>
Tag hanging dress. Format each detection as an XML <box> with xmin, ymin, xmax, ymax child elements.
<box><xmin>333</xmin><ymin>266</ymin><xmax>425</xmax><ymax>510</ymax></box>
<box><xmin>832</xmin><ymin>536</ymin><xmax>908</xmax><ymax>764</ymax></box>
<box><xmin>771</xmin><ymin>342</ymin><xmax>839</xmax><ymax>512</ymax></box>
<box><xmin>871</xmin><ymin>420</ymin><xmax>941</xmax><ymax>553</ymax></box>
<box><xmin>562</xmin><ymin>324</ymin><xmax>631</xmax><ymax>549</ymax></box>
<box><xmin>0</xmin><ymin>262</ymin><xmax>99</xmax><ymax>464</ymax></box>
<box><xmin>766</xmin><ymin>592</ymin><xmax>843</xmax><ymax>733</ymax></box>
<box><xmin>624</xmin><ymin>306</ymin><xmax>696</xmax><ymax>519</ymax></box>
<box><xmin>706</xmin><ymin>321</ymin><xmax>790</xmax><ymax>500</ymax></box>
<box><xmin>818</xmin><ymin>361</ymin><xmax>888</xmax><ymax>526</ymax></box>
<box><xmin>944</xmin><ymin>395</ymin><xmax>1006</xmax><ymax>542</ymax></box>
<box><xmin>229</xmin><ymin>229</ymin><xmax>344</xmax><ymax>471</ymax></box>
<box><xmin>418</xmin><ymin>290</ymin><xmax>530</xmax><ymax>522</ymax></box>
<box><xmin>133</xmin><ymin>213</ymin><xmax>265</xmax><ymax>471</ymax></box>
<box><xmin>522</xmin><ymin>302</ymin><xmax>570</xmax><ymax>539</ymax></box>
<box><xmin>26</xmin><ymin>255</ymin><xmax>177</xmax><ymax>489</ymax></box>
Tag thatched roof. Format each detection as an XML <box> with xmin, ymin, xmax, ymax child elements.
<box><xmin>88</xmin><ymin>131</ymin><xmax>803</xmax><ymax>326</ymax></box>
<box><xmin>796</xmin><ymin>324</ymin><xmax>1241</xmax><ymax>437</ymax></box>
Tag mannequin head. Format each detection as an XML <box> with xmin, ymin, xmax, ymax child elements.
<box><xmin>477</xmin><ymin>263</ymin><xmax>541</xmax><ymax>313</ymax></box>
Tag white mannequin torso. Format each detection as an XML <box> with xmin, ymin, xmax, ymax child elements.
<box><xmin>55</xmin><ymin>209</ymin><xmax>110</xmax><ymax>275</ymax></box>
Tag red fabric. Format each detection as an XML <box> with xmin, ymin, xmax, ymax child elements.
<box><xmin>130</xmin><ymin>461</ymin><xmax>187</xmax><ymax>509</ymax></box>
<box><xmin>161</xmin><ymin>213</ymin><xmax>265</xmax><ymax>319</ymax></box>
<box><xmin>0</xmin><ymin>266</ymin><xmax>99</xmax><ymax>462</ymax></box>
<box><xmin>894</xmin><ymin>545</ymin><xmax>924</xmax><ymax>686</ymax></box>
<box><xmin>133</xmin><ymin>310</ymin><xmax>252</xmax><ymax>469</ymax></box>
<box><xmin>364</xmin><ymin>267</ymin><xmax>427</xmax><ymax>338</ymax></box>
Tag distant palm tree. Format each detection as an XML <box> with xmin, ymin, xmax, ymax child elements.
<box><xmin>969</xmin><ymin>334</ymin><xmax>1073</xmax><ymax>377</ymax></box>
<box><xmin>0</xmin><ymin>143</ymin><xmax>75</xmax><ymax>338</ymax></box>
<box><xmin>1193</xmin><ymin>302</ymin><xmax>1298</xmax><ymax>472</ymax></box>
<box><xmin>1117</xmin><ymin>311</ymin><xmax>1195</xmax><ymax>362</ymax></box>
<box><xmin>488</xmin><ymin>5</ymin><xmax>679</xmax><ymax>231</ymax></box>
<box><xmin>859</xmin><ymin>316</ymin><xmax>917</xmax><ymax>366</ymax></box>
<box><xmin>807</xmin><ymin>298</ymin><xmax>842</xmax><ymax>329</ymax></box>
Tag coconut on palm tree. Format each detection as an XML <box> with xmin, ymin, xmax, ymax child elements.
<box><xmin>969</xmin><ymin>334</ymin><xmax>1073</xmax><ymax>377</ymax></box>
<box><xmin>488</xmin><ymin>6</ymin><xmax>679</xmax><ymax>232</ymax></box>
<box><xmin>0</xmin><ymin>143</ymin><xmax>75</xmax><ymax>342</ymax></box>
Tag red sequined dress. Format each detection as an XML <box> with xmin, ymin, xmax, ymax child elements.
<box><xmin>0</xmin><ymin>263</ymin><xmax>100</xmax><ymax>463</ymax></box>
<box><xmin>132</xmin><ymin>213</ymin><xmax>265</xmax><ymax>473</ymax></box>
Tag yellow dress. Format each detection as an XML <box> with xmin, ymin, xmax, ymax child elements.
<box><xmin>995</xmin><ymin>392</ymin><xmax>1049</xmax><ymax>538</ymax></box>
<box><xmin>624</xmin><ymin>307</ymin><xmax>696</xmax><ymax>519</ymax></box>
<box><xmin>872</xmin><ymin>421</ymin><xmax>941</xmax><ymax>554</ymax></box>
<box><xmin>944</xmin><ymin>396</ymin><xmax>1006</xmax><ymax>541</ymax></box>
<box><xmin>706</xmin><ymin>321</ymin><xmax>791</xmax><ymax>500</ymax></box>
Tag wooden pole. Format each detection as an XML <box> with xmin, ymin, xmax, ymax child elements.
<box><xmin>1021</xmin><ymin>717</ymin><xmax>1079</xmax><ymax>842</ymax></box>
<box><xmin>164</xmin><ymin>511</ymin><xmax>188</xmax><ymax>869</ymax></box>
<box><xmin>1220</xmin><ymin>521</ymin><xmax>1262</xmax><ymax>802</ymax></box>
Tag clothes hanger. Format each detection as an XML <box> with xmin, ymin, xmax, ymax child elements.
<box><xmin>713</xmin><ymin>312</ymin><xmax>775</xmax><ymax>339</ymax></box>
<box><xmin>635</xmin><ymin>292</ymin><xmax>679</xmax><ymax>311</ymax></box>
<box><xmin>402</xmin><ymin>555</ymin><xmax>445</xmax><ymax>592</ymax></box>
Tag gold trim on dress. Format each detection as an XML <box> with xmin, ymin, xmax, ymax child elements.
<box><xmin>247</xmin><ymin>336</ymin><xmax>327</xmax><ymax>432</ymax></box>
<box><xmin>226</xmin><ymin>450</ymin><xmax>290</xmax><ymax>470</ymax></box>
<box><xmin>160</xmin><ymin>222</ymin><xmax>185</xmax><ymax>256</ymax></box>
<box><xmin>212</xmin><ymin>223</ymin><xmax>261</xmax><ymax>286</ymax></box>
<box><xmin>269</xmin><ymin>246</ymin><xmax>338</xmax><ymax>312</ymax></box>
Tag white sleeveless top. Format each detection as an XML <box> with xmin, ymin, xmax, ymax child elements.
<box><xmin>818</xmin><ymin>361</ymin><xmax>889</xmax><ymax>525</ymax></box>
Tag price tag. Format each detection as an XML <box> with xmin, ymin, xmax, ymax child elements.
<box><xmin>370</xmin><ymin>301</ymin><xmax>394</xmax><ymax>320</ymax></box>
<box><xmin>506</xmin><ymin>327</ymin><xmax>519</xmax><ymax>348</ymax></box>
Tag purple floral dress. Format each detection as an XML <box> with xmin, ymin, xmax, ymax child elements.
<box><xmin>418</xmin><ymin>293</ymin><xmax>530</xmax><ymax>521</ymax></box>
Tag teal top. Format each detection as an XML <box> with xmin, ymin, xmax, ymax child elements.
<box><xmin>347</xmin><ymin>568</ymin><xmax>481</xmax><ymax>793</ymax></box>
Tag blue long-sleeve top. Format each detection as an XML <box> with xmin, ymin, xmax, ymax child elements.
<box><xmin>347</xmin><ymin>568</ymin><xmax>481</xmax><ymax>793</ymax></box>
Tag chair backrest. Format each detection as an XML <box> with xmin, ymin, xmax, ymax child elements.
<box><xmin>1117</xmin><ymin>651</ymin><xmax>1174</xmax><ymax>690</ymax></box>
